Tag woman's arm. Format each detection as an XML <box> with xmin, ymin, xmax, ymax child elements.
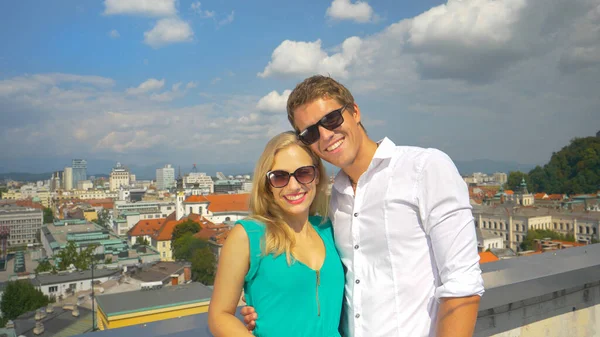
<box><xmin>208</xmin><ymin>224</ymin><xmax>254</xmax><ymax>337</ymax></box>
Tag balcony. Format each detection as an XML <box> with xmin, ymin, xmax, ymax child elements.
<box><xmin>74</xmin><ymin>244</ymin><xmax>600</xmax><ymax>337</ymax></box>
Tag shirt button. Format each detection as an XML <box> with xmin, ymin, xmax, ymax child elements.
<box><xmin>355</xmin><ymin>279</ymin><xmax>360</xmax><ymax>284</ymax></box>
<box><xmin>355</xmin><ymin>314</ymin><xmax>360</xmax><ymax>318</ymax></box>
<box><xmin>353</xmin><ymin>213</ymin><xmax>359</xmax><ymax>217</ymax></box>
<box><xmin>354</xmin><ymin>244</ymin><xmax>359</xmax><ymax>250</ymax></box>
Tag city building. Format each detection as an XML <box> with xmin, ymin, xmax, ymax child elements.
<box><xmin>184</xmin><ymin>172</ymin><xmax>214</xmax><ymax>194</ymax></box>
<box><xmin>492</xmin><ymin>172</ymin><xmax>507</xmax><ymax>185</ymax></box>
<box><xmin>213</xmin><ymin>180</ymin><xmax>243</xmax><ymax>194</ymax></box>
<box><xmin>95</xmin><ymin>282</ymin><xmax>213</xmax><ymax>330</ymax></box>
<box><xmin>50</xmin><ymin>171</ymin><xmax>63</xmax><ymax>191</ymax></box>
<box><xmin>40</xmin><ymin>219</ymin><xmax>161</xmax><ymax>266</ymax></box>
<box><xmin>156</xmin><ymin>165</ymin><xmax>175</xmax><ymax>190</ymax></box>
<box><xmin>0</xmin><ymin>203</ymin><xmax>43</xmax><ymax>247</ymax></box>
<box><xmin>77</xmin><ymin>180</ymin><xmax>93</xmax><ymax>191</ymax></box>
<box><xmin>63</xmin><ymin>166</ymin><xmax>73</xmax><ymax>191</ymax></box>
<box><xmin>476</xmin><ymin>228</ymin><xmax>505</xmax><ymax>252</ymax></box>
<box><xmin>72</xmin><ymin>159</ymin><xmax>87</xmax><ymax>188</ymax></box>
<box><xmin>109</xmin><ymin>163</ymin><xmax>131</xmax><ymax>191</ymax></box>
<box><xmin>32</xmin><ymin>268</ymin><xmax>121</xmax><ymax>300</ymax></box>
<box><xmin>473</xmin><ymin>204</ymin><xmax>600</xmax><ymax>251</ymax></box>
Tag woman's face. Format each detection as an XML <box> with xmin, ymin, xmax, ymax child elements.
<box><xmin>267</xmin><ymin>144</ymin><xmax>319</xmax><ymax>218</ymax></box>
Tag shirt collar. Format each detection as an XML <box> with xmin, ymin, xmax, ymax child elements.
<box><xmin>332</xmin><ymin>137</ymin><xmax>396</xmax><ymax>194</ymax></box>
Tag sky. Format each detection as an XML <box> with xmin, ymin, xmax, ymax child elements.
<box><xmin>1</xmin><ymin>0</ymin><xmax>599</xmax><ymax>174</ymax></box>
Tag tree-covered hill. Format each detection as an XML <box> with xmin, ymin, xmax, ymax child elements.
<box><xmin>527</xmin><ymin>136</ymin><xmax>600</xmax><ymax>194</ymax></box>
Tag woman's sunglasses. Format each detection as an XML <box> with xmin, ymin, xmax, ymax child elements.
<box><xmin>266</xmin><ymin>165</ymin><xmax>317</xmax><ymax>188</ymax></box>
<box><xmin>297</xmin><ymin>105</ymin><xmax>347</xmax><ymax>145</ymax></box>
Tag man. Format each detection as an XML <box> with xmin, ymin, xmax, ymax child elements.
<box><xmin>242</xmin><ymin>75</ymin><xmax>484</xmax><ymax>336</ymax></box>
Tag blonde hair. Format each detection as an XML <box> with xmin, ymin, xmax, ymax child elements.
<box><xmin>248</xmin><ymin>131</ymin><xmax>329</xmax><ymax>264</ymax></box>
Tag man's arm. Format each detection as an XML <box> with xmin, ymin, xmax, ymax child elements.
<box><xmin>437</xmin><ymin>295</ymin><xmax>481</xmax><ymax>337</ymax></box>
<box><xmin>207</xmin><ymin>225</ymin><xmax>254</xmax><ymax>337</ymax></box>
<box><xmin>416</xmin><ymin>149</ymin><xmax>485</xmax><ymax>337</ymax></box>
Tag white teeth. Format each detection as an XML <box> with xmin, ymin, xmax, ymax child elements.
<box><xmin>327</xmin><ymin>139</ymin><xmax>343</xmax><ymax>152</ymax></box>
<box><xmin>285</xmin><ymin>193</ymin><xmax>305</xmax><ymax>201</ymax></box>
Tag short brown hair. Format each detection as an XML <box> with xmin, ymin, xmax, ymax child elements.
<box><xmin>286</xmin><ymin>75</ymin><xmax>365</xmax><ymax>132</ymax></box>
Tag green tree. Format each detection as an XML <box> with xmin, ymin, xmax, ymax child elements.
<box><xmin>104</xmin><ymin>256</ymin><xmax>113</xmax><ymax>264</ymax></box>
<box><xmin>135</xmin><ymin>236</ymin><xmax>150</xmax><ymax>246</ymax></box>
<box><xmin>172</xmin><ymin>220</ymin><xmax>201</xmax><ymax>241</ymax></box>
<box><xmin>528</xmin><ymin>136</ymin><xmax>600</xmax><ymax>194</ymax></box>
<box><xmin>520</xmin><ymin>229</ymin><xmax>575</xmax><ymax>251</ymax></box>
<box><xmin>43</xmin><ymin>207</ymin><xmax>54</xmax><ymax>224</ymax></box>
<box><xmin>0</xmin><ymin>187</ymin><xmax>7</xmax><ymax>199</ymax></box>
<box><xmin>172</xmin><ymin>234</ymin><xmax>209</xmax><ymax>261</ymax></box>
<box><xmin>191</xmin><ymin>246</ymin><xmax>216</xmax><ymax>285</ymax></box>
<box><xmin>34</xmin><ymin>259</ymin><xmax>55</xmax><ymax>274</ymax></box>
<box><xmin>55</xmin><ymin>241</ymin><xmax>96</xmax><ymax>271</ymax></box>
<box><xmin>93</xmin><ymin>209</ymin><xmax>111</xmax><ymax>229</ymax></box>
<box><xmin>0</xmin><ymin>280</ymin><xmax>51</xmax><ymax>321</ymax></box>
<box><xmin>506</xmin><ymin>171</ymin><xmax>532</xmax><ymax>192</ymax></box>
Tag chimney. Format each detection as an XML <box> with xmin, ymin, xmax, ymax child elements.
<box><xmin>183</xmin><ymin>266</ymin><xmax>191</xmax><ymax>282</ymax></box>
<box><xmin>171</xmin><ymin>274</ymin><xmax>179</xmax><ymax>286</ymax></box>
<box><xmin>72</xmin><ymin>305</ymin><xmax>80</xmax><ymax>317</ymax></box>
<box><xmin>33</xmin><ymin>322</ymin><xmax>45</xmax><ymax>335</ymax></box>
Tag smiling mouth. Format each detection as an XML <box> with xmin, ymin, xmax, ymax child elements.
<box><xmin>284</xmin><ymin>192</ymin><xmax>307</xmax><ymax>204</ymax></box>
<box><xmin>325</xmin><ymin>138</ymin><xmax>344</xmax><ymax>152</ymax></box>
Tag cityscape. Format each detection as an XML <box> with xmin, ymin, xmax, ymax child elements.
<box><xmin>1</xmin><ymin>1</ymin><xmax>600</xmax><ymax>337</ymax></box>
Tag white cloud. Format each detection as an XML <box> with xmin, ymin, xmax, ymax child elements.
<box><xmin>126</xmin><ymin>78</ymin><xmax>165</xmax><ymax>95</ymax></box>
<box><xmin>256</xmin><ymin>90</ymin><xmax>292</xmax><ymax>114</ymax></box>
<box><xmin>108</xmin><ymin>29</ymin><xmax>120</xmax><ymax>38</ymax></box>
<box><xmin>218</xmin><ymin>11</ymin><xmax>235</xmax><ymax>27</ymax></box>
<box><xmin>103</xmin><ymin>0</ymin><xmax>177</xmax><ymax>17</ymax></box>
<box><xmin>258</xmin><ymin>37</ymin><xmax>362</xmax><ymax>78</ymax></box>
<box><xmin>144</xmin><ymin>17</ymin><xmax>194</xmax><ymax>48</ymax></box>
<box><xmin>190</xmin><ymin>2</ymin><xmax>215</xmax><ymax>18</ymax></box>
<box><xmin>211</xmin><ymin>77</ymin><xmax>222</xmax><ymax>85</ymax></box>
<box><xmin>186</xmin><ymin>81</ymin><xmax>198</xmax><ymax>89</ymax></box>
<box><xmin>326</xmin><ymin>0</ymin><xmax>375</xmax><ymax>23</ymax></box>
<box><xmin>0</xmin><ymin>73</ymin><xmax>114</xmax><ymax>96</ymax></box>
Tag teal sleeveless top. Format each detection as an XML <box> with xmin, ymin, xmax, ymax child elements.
<box><xmin>238</xmin><ymin>216</ymin><xmax>344</xmax><ymax>337</ymax></box>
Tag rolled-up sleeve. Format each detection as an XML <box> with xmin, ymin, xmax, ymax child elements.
<box><xmin>417</xmin><ymin>149</ymin><xmax>485</xmax><ymax>299</ymax></box>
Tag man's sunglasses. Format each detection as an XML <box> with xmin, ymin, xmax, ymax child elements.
<box><xmin>297</xmin><ymin>105</ymin><xmax>347</xmax><ymax>145</ymax></box>
<box><xmin>266</xmin><ymin>165</ymin><xmax>317</xmax><ymax>188</ymax></box>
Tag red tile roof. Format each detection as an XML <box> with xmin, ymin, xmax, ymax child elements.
<box><xmin>205</xmin><ymin>194</ymin><xmax>250</xmax><ymax>213</ymax></box>
<box><xmin>185</xmin><ymin>195</ymin><xmax>209</xmax><ymax>203</ymax></box>
<box><xmin>129</xmin><ymin>218</ymin><xmax>165</xmax><ymax>237</ymax></box>
<box><xmin>534</xmin><ymin>193</ymin><xmax>548</xmax><ymax>200</ymax></box>
<box><xmin>504</xmin><ymin>190</ymin><xmax>514</xmax><ymax>195</ymax></box>
<box><xmin>548</xmin><ymin>194</ymin><xmax>564</xmax><ymax>200</ymax></box>
<box><xmin>153</xmin><ymin>213</ymin><xmax>202</xmax><ymax>241</ymax></box>
<box><xmin>479</xmin><ymin>252</ymin><xmax>499</xmax><ymax>264</ymax></box>
<box><xmin>15</xmin><ymin>199</ymin><xmax>45</xmax><ymax>210</ymax></box>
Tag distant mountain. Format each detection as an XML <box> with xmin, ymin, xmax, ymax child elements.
<box><xmin>0</xmin><ymin>172</ymin><xmax>54</xmax><ymax>182</ymax></box>
<box><xmin>453</xmin><ymin>159</ymin><xmax>536</xmax><ymax>175</ymax></box>
<box><xmin>0</xmin><ymin>156</ymin><xmax>535</xmax><ymax>181</ymax></box>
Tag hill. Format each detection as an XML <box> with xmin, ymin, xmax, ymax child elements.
<box><xmin>528</xmin><ymin>136</ymin><xmax>600</xmax><ymax>194</ymax></box>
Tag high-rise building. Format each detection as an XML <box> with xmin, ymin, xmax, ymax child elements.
<box><xmin>50</xmin><ymin>171</ymin><xmax>63</xmax><ymax>191</ymax></box>
<box><xmin>110</xmin><ymin>162</ymin><xmax>131</xmax><ymax>191</ymax></box>
<box><xmin>63</xmin><ymin>167</ymin><xmax>73</xmax><ymax>191</ymax></box>
<box><xmin>72</xmin><ymin>159</ymin><xmax>87</xmax><ymax>188</ymax></box>
<box><xmin>156</xmin><ymin>165</ymin><xmax>175</xmax><ymax>190</ymax></box>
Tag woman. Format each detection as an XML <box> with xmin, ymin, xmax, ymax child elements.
<box><xmin>208</xmin><ymin>131</ymin><xmax>344</xmax><ymax>337</ymax></box>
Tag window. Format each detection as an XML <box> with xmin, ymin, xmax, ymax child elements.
<box><xmin>162</xmin><ymin>252</ymin><xmax>165</xmax><ymax>257</ymax></box>
<box><xmin>162</xmin><ymin>242</ymin><xmax>166</xmax><ymax>248</ymax></box>
<box><xmin>580</xmin><ymin>226</ymin><xmax>584</xmax><ymax>233</ymax></box>
<box><xmin>474</xmin><ymin>221</ymin><xmax>478</xmax><ymax>228</ymax></box>
<box><xmin>225</xmin><ymin>217</ymin><xmax>231</xmax><ymax>222</ymax></box>
<box><xmin>49</xmin><ymin>286</ymin><xmax>58</xmax><ymax>293</ymax></box>
<box><xmin>586</xmin><ymin>227</ymin><xmax>590</xmax><ymax>234</ymax></box>
<box><xmin>505</xmin><ymin>234</ymin><xmax>509</xmax><ymax>240</ymax></box>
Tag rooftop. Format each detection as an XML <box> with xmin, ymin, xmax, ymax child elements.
<box><xmin>32</xmin><ymin>268</ymin><xmax>121</xmax><ymax>286</ymax></box>
<box><xmin>74</xmin><ymin>243</ymin><xmax>600</xmax><ymax>337</ymax></box>
<box><xmin>12</xmin><ymin>306</ymin><xmax>93</xmax><ymax>337</ymax></box>
<box><xmin>128</xmin><ymin>261</ymin><xmax>189</xmax><ymax>283</ymax></box>
<box><xmin>96</xmin><ymin>282</ymin><xmax>213</xmax><ymax>317</ymax></box>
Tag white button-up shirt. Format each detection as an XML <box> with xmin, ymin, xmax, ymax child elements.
<box><xmin>330</xmin><ymin>137</ymin><xmax>484</xmax><ymax>337</ymax></box>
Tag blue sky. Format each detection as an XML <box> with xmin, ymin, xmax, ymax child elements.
<box><xmin>1</xmin><ymin>0</ymin><xmax>599</xmax><ymax>174</ymax></box>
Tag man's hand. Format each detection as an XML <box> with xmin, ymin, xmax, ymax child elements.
<box><xmin>240</xmin><ymin>305</ymin><xmax>257</xmax><ymax>331</ymax></box>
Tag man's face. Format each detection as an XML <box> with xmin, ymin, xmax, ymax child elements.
<box><xmin>293</xmin><ymin>97</ymin><xmax>362</xmax><ymax>169</ymax></box>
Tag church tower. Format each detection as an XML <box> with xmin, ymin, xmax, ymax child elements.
<box><xmin>175</xmin><ymin>167</ymin><xmax>185</xmax><ymax>220</ymax></box>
